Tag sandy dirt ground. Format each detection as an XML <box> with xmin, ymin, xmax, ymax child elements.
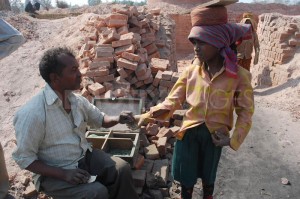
<box><xmin>0</xmin><ymin>11</ymin><xmax>299</xmax><ymax>199</ymax></box>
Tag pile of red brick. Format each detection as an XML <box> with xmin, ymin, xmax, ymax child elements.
<box><xmin>77</xmin><ymin>5</ymin><xmax>178</xmax><ymax>108</ymax></box>
<box><xmin>131</xmin><ymin>109</ymin><xmax>186</xmax><ymax>198</ymax></box>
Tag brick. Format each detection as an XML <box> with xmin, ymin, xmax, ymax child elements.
<box><xmin>146</xmin><ymin>85</ymin><xmax>155</xmax><ymax>94</ymax></box>
<box><xmin>94</xmin><ymin>74</ymin><xmax>115</xmax><ymax>83</ymax></box>
<box><xmin>122</xmin><ymin>52</ymin><xmax>141</xmax><ymax>62</ymax></box>
<box><xmin>132</xmin><ymin>170</ymin><xmax>146</xmax><ymax>187</ymax></box>
<box><xmin>88</xmin><ymin>83</ymin><xmax>106</xmax><ymax>96</ymax></box>
<box><xmin>150</xmin><ymin>8</ymin><xmax>161</xmax><ymax>15</ymax></box>
<box><xmin>141</xmin><ymin>32</ymin><xmax>156</xmax><ymax>43</ymax></box>
<box><xmin>117</xmin><ymin>58</ymin><xmax>138</xmax><ymax>71</ymax></box>
<box><xmin>155</xmin><ymin>40</ymin><xmax>165</xmax><ymax>48</ymax></box>
<box><xmin>117</xmin><ymin>68</ymin><xmax>128</xmax><ymax>78</ymax></box>
<box><xmin>141</xmin><ymin>159</ymin><xmax>154</xmax><ymax>173</ymax></box>
<box><xmin>117</xmin><ymin>25</ymin><xmax>129</xmax><ymax>35</ymax></box>
<box><xmin>135</xmin><ymin>81</ymin><xmax>144</xmax><ymax>88</ymax></box>
<box><xmin>129</xmin><ymin>76</ymin><xmax>138</xmax><ymax>85</ymax></box>
<box><xmin>135</xmin><ymin>63</ymin><xmax>147</xmax><ymax>77</ymax></box>
<box><xmin>99</xmin><ymin>31</ymin><xmax>120</xmax><ymax>44</ymax></box>
<box><xmin>146</xmin><ymin>123</ymin><xmax>159</xmax><ymax>136</ymax></box>
<box><xmin>140</xmin><ymin>132</ymin><xmax>150</xmax><ymax>147</ymax></box>
<box><xmin>108</xmin><ymin>14</ymin><xmax>128</xmax><ymax>28</ymax></box>
<box><xmin>156</xmin><ymin>127</ymin><xmax>173</xmax><ymax>140</ymax></box>
<box><xmin>95</xmin><ymin>45</ymin><xmax>114</xmax><ymax>52</ymax></box>
<box><xmin>130</xmin><ymin>5</ymin><xmax>139</xmax><ymax>16</ymax></box>
<box><xmin>171</xmin><ymin>72</ymin><xmax>180</xmax><ymax>83</ymax></box>
<box><xmin>80</xmin><ymin>57</ymin><xmax>90</xmax><ymax>68</ymax></box>
<box><xmin>129</xmin><ymin>27</ymin><xmax>141</xmax><ymax>34</ymax></box>
<box><xmin>173</xmin><ymin>119</ymin><xmax>182</xmax><ymax>127</ymax></box>
<box><xmin>89</xmin><ymin>61</ymin><xmax>110</xmax><ymax>70</ymax></box>
<box><xmin>104</xmin><ymin>90</ymin><xmax>113</xmax><ymax>98</ymax></box>
<box><xmin>86</xmin><ymin>69</ymin><xmax>110</xmax><ymax>77</ymax></box>
<box><xmin>115</xmin><ymin>44</ymin><xmax>135</xmax><ymax>56</ymax></box>
<box><xmin>80</xmin><ymin>67</ymin><xmax>88</xmax><ymax>76</ymax></box>
<box><xmin>94</xmin><ymin>57</ymin><xmax>114</xmax><ymax>63</ymax></box>
<box><xmin>159</xmin><ymin>80</ymin><xmax>174</xmax><ymax>88</ymax></box>
<box><xmin>137</xmin><ymin>68</ymin><xmax>151</xmax><ymax>81</ymax></box>
<box><xmin>150</xmin><ymin>58</ymin><xmax>169</xmax><ymax>73</ymax></box>
<box><xmin>170</xmin><ymin>126</ymin><xmax>180</xmax><ymax>135</ymax></box>
<box><xmin>144</xmin><ymin>43</ymin><xmax>158</xmax><ymax>55</ymax></box>
<box><xmin>137</xmin><ymin>52</ymin><xmax>148</xmax><ymax>63</ymax></box>
<box><xmin>152</xmin><ymin>70</ymin><xmax>163</xmax><ymax>87</ymax></box>
<box><xmin>161</xmin><ymin>71</ymin><xmax>173</xmax><ymax>80</ymax></box>
<box><xmin>113</xmin><ymin>89</ymin><xmax>126</xmax><ymax>97</ymax></box>
<box><xmin>149</xmin><ymin>51</ymin><xmax>161</xmax><ymax>60</ymax></box>
<box><xmin>125</xmin><ymin>68</ymin><xmax>135</xmax><ymax>76</ymax></box>
<box><xmin>144</xmin><ymin>144</ymin><xmax>160</xmax><ymax>160</ymax></box>
<box><xmin>103</xmin><ymin>82</ymin><xmax>113</xmax><ymax>91</ymax></box>
<box><xmin>157</xmin><ymin>137</ymin><xmax>167</xmax><ymax>157</ymax></box>
<box><xmin>120</xmin><ymin>32</ymin><xmax>141</xmax><ymax>43</ymax></box>
<box><xmin>289</xmin><ymin>39</ymin><xmax>300</xmax><ymax>46</ymax></box>
<box><xmin>129</xmin><ymin>16</ymin><xmax>142</xmax><ymax>28</ymax></box>
<box><xmin>140</xmin><ymin>18</ymin><xmax>150</xmax><ymax>27</ymax></box>
<box><xmin>152</xmin><ymin>159</ymin><xmax>169</xmax><ymax>186</ymax></box>
<box><xmin>112</xmin><ymin>39</ymin><xmax>132</xmax><ymax>48</ymax></box>
<box><xmin>144</xmin><ymin>75</ymin><xmax>154</xmax><ymax>85</ymax></box>
<box><xmin>151</xmin><ymin>21</ymin><xmax>159</xmax><ymax>30</ymax></box>
<box><xmin>134</xmin><ymin>154</ymin><xmax>145</xmax><ymax>170</ymax></box>
<box><xmin>112</xmin><ymin>6</ymin><xmax>131</xmax><ymax>15</ymax></box>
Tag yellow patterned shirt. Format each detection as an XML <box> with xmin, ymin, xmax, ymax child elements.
<box><xmin>150</xmin><ymin>63</ymin><xmax>254</xmax><ymax>151</ymax></box>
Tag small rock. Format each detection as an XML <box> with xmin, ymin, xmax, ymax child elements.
<box><xmin>281</xmin><ymin>177</ymin><xmax>291</xmax><ymax>185</ymax></box>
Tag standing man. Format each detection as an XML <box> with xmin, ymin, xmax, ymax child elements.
<box><xmin>236</xmin><ymin>12</ymin><xmax>260</xmax><ymax>71</ymax></box>
<box><xmin>12</xmin><ymin>47</ymin><xmax>139</xmax><ymax>199</ymax></box>
<box><xmin>0</xmin><ymin>19</ymin><xmax>25</xmax><ymax>199</ymax></box>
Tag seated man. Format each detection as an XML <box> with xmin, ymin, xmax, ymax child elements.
<box><xmin>12</xmin><ymin>47</ymin><xmax>139</xmax><ymax>199</ymax></box>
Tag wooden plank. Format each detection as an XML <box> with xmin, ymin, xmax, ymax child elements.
<box><xmin>197</xmin><ymin>0</ymin><xmax>238</xmax><ymax>8</ymax></box>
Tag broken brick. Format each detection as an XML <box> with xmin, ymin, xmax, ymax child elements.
<box><xmin>132</xmin><ymin>170</ymin><xmax>146</xmax><ymax>187</ymax></box>
<box><xmin>117</xmin><ymin>58</ymin><xmax>138</xmax><ymax>71</ymax></box>
<box><xmin>122</xmin><ymin>52</ymin><xmax>141</xmax><ymax>62</ymax></box>
<box><xmin>156</xmin><ymin>127</ymin><xmax>173</xmax><ymax>140</ymax></box>
<box><xmin>115</xmin><ymin>44</ymin><xmax>135</xmax><ymax>56</ymax></box>
<box><xmin>144</xmin><ymin>144</ymin><xmax>160</xmax><ymax>160</ymax></box>
<box><xmin>157</xmin><ymin>137</ymin><xmax>167</xmax><ymax>157</ymax></box>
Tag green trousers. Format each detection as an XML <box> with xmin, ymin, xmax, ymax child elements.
<box><xmin>172</xmin><ymin>124</ymin><xmax>222</xmax><ymax>187</ymax></box>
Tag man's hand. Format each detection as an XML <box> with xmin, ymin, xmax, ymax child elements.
<box><xmin>63</xmin><ymin>169</ymin><xmax>90</xmax><ymax>185</ymax></box>
<box><xmin>118</xmin><ymin>111</ymin><xmax>135</xmax><ymax>124</ymax></box>
<box><xmin>211</xmin><ymin>131</ymin><xmax>230</xmax><ymax>147</ymax></box>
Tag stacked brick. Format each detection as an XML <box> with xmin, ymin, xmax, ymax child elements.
<box><xmin>131</xmin><ymin>110</ymin><xmax>187</xmax><ymax>198</ymax></box>
<box><xmin>253</xmin><ymin>13</ymin><xmax>300</xmax><ymax>86</ymax></box>
<box><xmin>77</xmin><ymin>5</ymin><xmax>177</xmax><ymax>107</ymax></box>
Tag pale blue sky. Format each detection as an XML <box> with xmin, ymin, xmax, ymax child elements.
<box><xmin>22</xmin><ymin>0</ymin><xmax>254</xmax><ymax>7</ymax></box>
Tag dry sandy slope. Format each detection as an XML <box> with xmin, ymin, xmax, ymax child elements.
<box><xmin>0</xmin><ymin>13</ymin><xmax>299</xmax><ymax>198</ymax></box>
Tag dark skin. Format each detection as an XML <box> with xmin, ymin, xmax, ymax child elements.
<box><xmin>26</xmin><ymin>54</ymin><xmax>135</xmax><ymax>185</ymax></box>
<box><xmin>136</xmin><ymin>40</ymin><xmax>231</xmax><ymax>147</ymax></box>
<box><xmin>192</xmin><ymin>39</ymin><xmax>231</xmax><ymax>147</ymax></box>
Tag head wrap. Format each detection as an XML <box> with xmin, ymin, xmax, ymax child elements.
<box><xmin>188</xmin><ymin>23</ymin><xmax>251</xmax><ymax>78</ymax></box>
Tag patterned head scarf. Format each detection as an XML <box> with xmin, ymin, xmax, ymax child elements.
<box><xmin>188</xmin><ymin>23</ymin><xmax>251</xmax><ymax>78</ymax></box>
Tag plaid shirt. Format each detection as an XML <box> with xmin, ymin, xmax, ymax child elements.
<box><xmin>12</xmin><ymin>84</ymin><xmax>105</xmax><ymax>189</ymax></box>
<box><xmin>150</xmin><ymin>63</ymin><xmax>254</xmax><ymax>151</ymax></box>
